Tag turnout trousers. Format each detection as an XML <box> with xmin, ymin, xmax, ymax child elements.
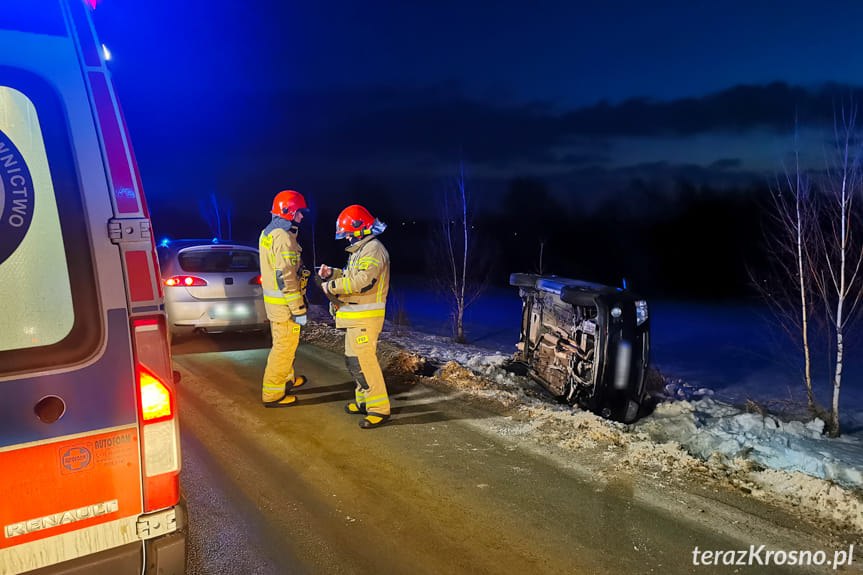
<box><xmin>344</xmin><ymin>319</ymin><xmax>389</xmax><ymax>416</ymax></box>
<box><xmin>262</xmin><ymin>319</ymin><xmax>302</xmax><ymax>402</ymax></box>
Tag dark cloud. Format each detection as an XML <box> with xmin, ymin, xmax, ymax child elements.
<box><xmin>124</xmin><ymin>81</ymin><xmax>860</xmax><ymax>178</ymax></box>
<box><xmin>709</xmin><ymin>158</ymin><xmax>744</xmax><ymax>170</ymax></box>
<box><xmin>123</xmin><ymin>81</ymin><xmax>853</xmax><ymax>224</ymax></box>
<box><xmin>231</xmin><ymin>82</ymin><xmax>862</xmax><ymax>171</ymax></box>
<box><xmin>570</xmin><ymin>160</ymin><xmax>763</xmax><ymax>185</ymax></box>
<box><xmin>554</xmin><ymin>152</ymin><xmax>612</xmax><ymax>167</ymax></box>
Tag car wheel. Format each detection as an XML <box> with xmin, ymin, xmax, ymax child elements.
<box><xmin>169</xmin><ymin>326</ymin><xmax>195</xmax><ymax>344</ymax></box>
<box><xmin>509</xmin><ymin>273</ymin><xmax>539</xmax><ymax>288</ymax></box>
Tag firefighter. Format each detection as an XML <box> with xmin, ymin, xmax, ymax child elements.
<box><xmin>318</xmin><ymin>205</ymin><xmax>391</xmax><ymax>428</ymax></box>
<box><xmin>259</xmin><ymin>190</ymin><xmax>309</xmax><ymax>407</ymax></box>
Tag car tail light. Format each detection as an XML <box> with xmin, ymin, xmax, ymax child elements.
<box><xmin>165</xmin><ymin>275</ymin><xmax>207</xmax><ymax>287</ymax></box>
<box><xmin>132</xmin><ymin>317</ymin><xmax>181</xmax><ymax>512</ymax></box>
<box><xmin>249</xmin><ymin>275</ymin><xmax>262</xmax><ymax>285</ymax></box>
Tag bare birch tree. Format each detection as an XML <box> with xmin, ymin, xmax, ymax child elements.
<box><xmin>757</xmin><ymin>120</ymin><xmax>823</xmax><ymax>416</ymax></box>
<box><xmin>812</xmin><ymin>105</ymin><xmax>863</xmax><ymax>436</ymax></box>
<box><xmin>430</xmin><ymin>159</ymin><xmax>490</xmax><ymax>343</ymax></box>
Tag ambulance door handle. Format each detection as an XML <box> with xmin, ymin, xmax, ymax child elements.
<box><xmin>34</xmin><ymin>395</ymin><xmax>66</xmax><ymax>424</ymax></box>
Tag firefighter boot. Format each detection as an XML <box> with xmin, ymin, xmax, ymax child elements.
<box><xmin>344</xmin><ymin>356</ymin><xmax>367</xmax><ymax>415</ymax></box>
<box><xmin>264</xmin><ymin>393</ymin><xmax>297</xmax><ymax>408</ymax></box>
<box><xmin>359</xmin><ymin>413</ymin><xmax>390</xmax><ymax>429</ymax></box>
<box><xmin>344</xmin><ymin>401</ymin><xmax>366</xmax><ymax>415</ymax></box>
<box><xmin>289</xmin><ymin>375</ymin><xmax>307</xmax><ymax>389</ymax></box>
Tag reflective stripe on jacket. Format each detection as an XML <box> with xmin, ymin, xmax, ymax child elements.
<box><xmin>327</xmin><ymin>236</ymin><xmax>389</xmax><ymax>327</ymax></box>
<box><xmin>259</xmin><ymin>226</ymin><xmax>306</xmax><ymax>322</ymax></box>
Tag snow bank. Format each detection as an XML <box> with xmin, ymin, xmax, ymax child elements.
<box><xmin>747</xmin><ymin>469</ymin><xmax>863</xmax><ymax>531</ymax></box>
<box><xmin>380</xmin><ymin>328</ymin><xmax>513</xmax><ymax>368</ymax></box>
<box><xmin>636</xmin><ymin>399</ymin><xmax>863</xmax><ymax>490</ymax></box>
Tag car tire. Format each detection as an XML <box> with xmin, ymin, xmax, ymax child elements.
<box><xmin>509</xmin><ymin>273</ymin><xmax>539</xmax><ymax>288</ymax></box>
<box><xmin>169</xmin><ymin>326</ymin><xmax>195</xmax><ymax>344</ymax></box>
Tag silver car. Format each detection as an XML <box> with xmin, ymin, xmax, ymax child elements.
<box><xmin>157</xmin><ymin>240</ymin><xmax>268</xmax><ymax>337</ymax></box>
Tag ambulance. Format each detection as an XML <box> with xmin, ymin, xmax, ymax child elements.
<box><xmin>0</xmin><ymin>1</ymin><xmax>186</xmax><ymax>573</ymax></box>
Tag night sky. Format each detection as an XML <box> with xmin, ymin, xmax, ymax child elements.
<box><xmin>90</xmin><ymin>1</ymin><xmax>863</xmax><ymax>295</ymax></box>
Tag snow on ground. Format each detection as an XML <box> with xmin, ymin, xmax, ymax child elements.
<box><xmin>638</xmin><ymin>400</ymin><xmax>863</xmax><ymax>488</ymax></box>
<box><xmin>380</xmin><ymin>328</ymin><xmax>512</xmax><ymax>369</ymax></box>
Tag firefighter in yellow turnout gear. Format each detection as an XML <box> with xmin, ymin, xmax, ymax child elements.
<box><xmin>259</xmin><ymin>190</ymin><xmax>310</xmax><ymax>407</ymax></box>
<box><xmin>319</xmin><ymin>205</ymin><xmax>391</xmax><ymax>429</ymax></box>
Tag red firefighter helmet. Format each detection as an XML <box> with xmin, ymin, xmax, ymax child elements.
<box><xmin>335</xmin><ymin>204</ymin><xmax>376</xmax><ymax>239</ymax></box>
<box><xmin>271</xmin><ymin>190</ymin><xmax>308</xmax><ymax>219</ymax></box>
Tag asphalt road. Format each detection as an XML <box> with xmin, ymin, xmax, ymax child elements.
<box><xmin>173</xmin><ymin>334</ymin><xmax>819</xmax><ymax>575</ymax></box>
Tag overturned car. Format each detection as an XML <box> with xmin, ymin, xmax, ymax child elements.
<box><xmin>510</xmin><ymin>274</ymin><xmax>650</xmax><ymax>423</ymax></box>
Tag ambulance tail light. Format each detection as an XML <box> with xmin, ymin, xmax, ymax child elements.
<box><xmin>132</xmin><ymin>317</ymin><xmax>181</xmax><ymax>512</ymax></box>
<box><xmin>140</xmin><ymin>369</ymin><xmax>173</xmax><ymax>422</ymax></box>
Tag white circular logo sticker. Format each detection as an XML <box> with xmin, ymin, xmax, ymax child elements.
<box><xmin>0</xmin><ymin>129</ymin><xmax>34</xmax><ymax>265</ymax></box>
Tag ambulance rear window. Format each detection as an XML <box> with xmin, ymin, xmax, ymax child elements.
<box><xmin>3</xmin><ymin>0</ymin><xmax>67</xmax><ymax>37</ymax></box>
<box><xmin>0</xmin><ymin>69</ymin><xmax>100</xmax><ymax>376</ymax></box>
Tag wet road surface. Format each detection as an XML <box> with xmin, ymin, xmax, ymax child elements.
<box><xmin>175</xmin><ymin>335</ymin><xmax>815</xmax><ymax>574</ymax></box>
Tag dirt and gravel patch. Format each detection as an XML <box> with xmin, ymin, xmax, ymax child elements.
<box><xmin>300</xmin><ymin>321</ymin><xmax>428</xmax><ymax>386</ymax></box>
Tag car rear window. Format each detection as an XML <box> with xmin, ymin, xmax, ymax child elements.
<box><xmin>0</xmin><ymin>68</ymin><xmax>100</xmax><ymax>375</ymax></box>
<box><xmin>178</xmin><ymin>249</ymin><xmax>259</xmax><ymax>273</ymax></box>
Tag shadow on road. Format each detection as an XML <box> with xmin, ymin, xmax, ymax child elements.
<box><xmin>290</xmin><ymin>381</ymin><xmax>356</xmax><ymax>406</ymax></box>
<box><xmin>172</xmin><ymin>332</ymin><xmax>498</xmax><ymax>429</ymax></box>
<box><xmin>385</xmin><ymin>401</ymin><xmax>464</xmax><ymax>426</ymax></box>
<box><xmin>292</xmin><ymin>382</ymin><xmax>351</xmax><ymax>396</ymax></box>
<box><xmin>171</xmin><ymin>331</ymin><xmax>271</xmax><ymax>356</ymax></box>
